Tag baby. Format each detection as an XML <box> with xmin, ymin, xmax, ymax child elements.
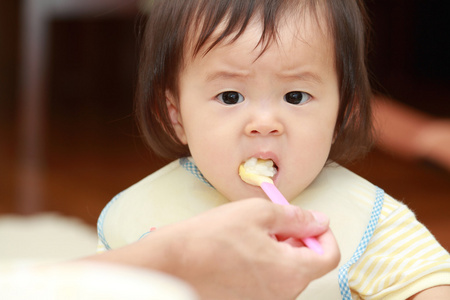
<box><xmin>97</xmin><ymin>0</ymin><xmax>450</xmax><ymax>299</ymax></box>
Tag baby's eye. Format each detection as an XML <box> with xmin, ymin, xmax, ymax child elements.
<box><xmin>216</xmin><ymin>91</ymin><xmax>244</xmax><ymax>105</ymax></box>
<box><xmin>284</xmin><ymin>91</ymin><xmax>311</xmax><ymax>105</ymax></box>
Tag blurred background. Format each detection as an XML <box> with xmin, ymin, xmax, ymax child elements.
<box><xmin>1</xmin><ymin>0</ymin><xmax>449</xmax><ymax>257</ymax></box>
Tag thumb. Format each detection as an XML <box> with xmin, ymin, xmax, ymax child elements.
<box><xmin>270</xmin><ymin>205</ymin><xmax>330</xmax><ymax>241</ymax></box>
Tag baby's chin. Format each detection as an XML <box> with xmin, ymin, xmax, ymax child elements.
<box><xmin>220</xmin><ymin>185</ymin><xmax>269</xmax><ymax>202</ymax></box>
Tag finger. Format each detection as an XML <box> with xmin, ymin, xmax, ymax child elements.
<box><xmin>279</xmin><ymin>228</ymin><xmax>340</xmax><ymax>281</ymax></box>
<box><xmin>268</xmin><ymin>205</ymin><xmax>330</xmax><ymax>240</ymax></box>
<box><xmin>278</xmin><ymin>237</ymin><xmax>305</xmax><ymax>247</ymax></box>
<box><xmin>315</xmin><ymin>228</ymin><xmax>341</xmax><ymax>265</ymax></box>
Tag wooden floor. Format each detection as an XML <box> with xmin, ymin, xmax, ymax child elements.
<box><xmin>1</xmin><ymin>118</ymin><xmax>450</xmax><ymax>251</ymax></box>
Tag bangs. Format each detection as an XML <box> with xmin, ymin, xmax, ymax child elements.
<box><xmin>186</xmin><ymin>0</ymin><xmax>322</xmax><ymax>58</ymax></box>
<box><xmin>191</xmin><ymin>0</ymin><xmax>277</xmax><ymax>57</ymax></box>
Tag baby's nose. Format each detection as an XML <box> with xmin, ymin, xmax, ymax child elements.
<box><xmin>244</xmin><ymin>110</ymin><xmax>284</xmax><ymax>136</ymax></box>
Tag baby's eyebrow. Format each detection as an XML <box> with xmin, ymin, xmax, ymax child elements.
<box><xmin>277</xmin><ymin>71</ymin><xmax>324</xmax><ymax>84</ymax></box>
<box><xmin>205</xmin><ymin>70</ymin><xmax>250</xmax><ymax>82</ymax></box>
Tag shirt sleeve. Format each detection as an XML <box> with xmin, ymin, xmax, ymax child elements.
<box><xmin>348</xmin><ymin>194</ymin><xmax>450</xmax><ymax>299</ymax></box>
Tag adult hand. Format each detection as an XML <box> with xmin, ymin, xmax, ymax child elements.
<box><xmin>90</xmin><ymin>198</ymin><xmax>340</xmax><ymax>300</ymax></box>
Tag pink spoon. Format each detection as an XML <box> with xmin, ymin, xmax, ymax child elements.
<box><xmin>239</xmin><ymin>159</ymin><xmax>324</xmax><ymax>255</ymax></box>
<box><xmin>260</xmin><ymin>181</ymin><xmax>324</xmax><ymax>255</ymax></box>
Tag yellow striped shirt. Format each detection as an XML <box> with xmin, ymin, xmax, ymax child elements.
<box><xmin>348</xmin><ymin>194</ymin><xmax>450</xmax><ymax>299</ymax></box>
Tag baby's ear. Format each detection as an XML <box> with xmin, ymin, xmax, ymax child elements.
<box><xmin>166</xmin><ymin>92</ymin><xmax>187</xmax><ymax>144</ymax></box>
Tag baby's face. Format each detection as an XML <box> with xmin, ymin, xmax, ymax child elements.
<box><xmin>167</xmin><ymin>12</ymin><xmax>339</xmax><ymax>201</ymax></box>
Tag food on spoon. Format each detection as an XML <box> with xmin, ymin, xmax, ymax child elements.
<box><xmin>238</xmin><ymin>157</ymin><xmax>277</xmax><ymax>186</ymax></box>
